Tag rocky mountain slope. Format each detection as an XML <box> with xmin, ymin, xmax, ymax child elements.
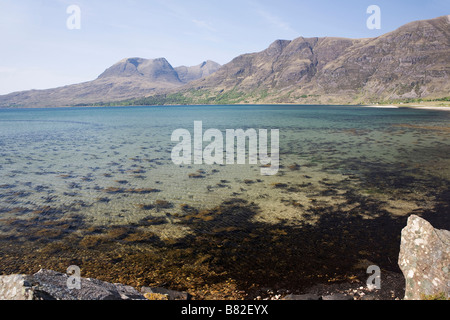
<box><xmin>0</xmin><ymin>16</ymin><xmax>448</xmax><ymax>107</ymax></box>
<box><xmin>175</xmin><ymin>60</ymin><xmax>222</xmax><ymax>84</ymax></box>
<box><xmin>0</xmin><ymin>58</ymin><xmax>220</xmax><ymax>108</ymax></box>
<box><xmin>177</xmin><ymin>15</ymin><xmax>449</xmax><ymax>105</ymax></box>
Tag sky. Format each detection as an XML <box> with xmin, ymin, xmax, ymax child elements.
<box><xmin>0</xmin><ymin>0</ymin><xmax>448</xmax><ymax>95</ymax></box>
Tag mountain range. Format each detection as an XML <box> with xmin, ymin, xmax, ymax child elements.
<box><xmin>0</xmin><ymin>15</ymin><xmax>449</xmax><ymax>108</ymax></box>
<box><xmin>0</xmin><ymin>58</ymin><xmax>221</xmax><ymax>108</ymax></box>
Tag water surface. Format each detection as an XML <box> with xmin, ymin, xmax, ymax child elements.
<box><xmin>0</xmin><ymin>105</ymin><xmax>449</xmax><ymax>299</ymax></box>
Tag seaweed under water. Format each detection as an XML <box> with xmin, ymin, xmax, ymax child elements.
<box><xmin>0</xmin><ymin>163</ymin><xmax>448</xmax><ymax>300</ymax></box>
<box><xmin>0</xmin><ymin>106</ymin><xmax>449</xmax><ymax>299</ymax></box>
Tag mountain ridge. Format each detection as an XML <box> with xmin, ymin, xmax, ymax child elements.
<box><xmin>175</xmin><ymin>60</ymin><xmax>222</xmax><ymax>84</ymax></box>
<box><xmin>0</xmin><ymin>15</ymin><xmax>449</xmax><ymax>108</ymax></box>
<box><xmin>0</xmin><ymin>58</ymin><xmax>221</xmax><ymax>108</ymax></box>
<box><xmin>175</xmin><ymin>15</ymin><xmax>449</xmax><ymax>105</ymax></box>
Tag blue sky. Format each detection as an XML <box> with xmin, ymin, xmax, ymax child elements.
<box><xmin>0</xmin><ymin>0</ymin><xmax>448</xmax><ymax>94</ymax></box>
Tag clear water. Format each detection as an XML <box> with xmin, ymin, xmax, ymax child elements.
<box><xmin>0</xmin><ymin>105</ymin><xmax>449</xmax><ymax>298</ymax></box>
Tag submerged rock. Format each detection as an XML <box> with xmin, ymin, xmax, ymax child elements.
<box><xmin>282</xmin><ymin>294</ymin><xmax>321</xmax><ymax>300</ymax></box>
<box><xmin>141</xmin><ymin>287</ymin><xmax>191</xmax><ymax>300</ymax></box>
<box><xmin>321</xmin><ymin>293</ymin><xmax>354</xmax><ymax>301</ymax></box>
<box><xmin>398</xmin><ymin>215</ymin><xmax>450</xmax><ymax>300</ymax></box>
<box><xmin>282</xmin><ymin>293</ymin><xmax>354</xmax><ymax>300</ymax></box>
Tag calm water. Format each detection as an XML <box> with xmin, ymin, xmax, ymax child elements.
<box><xmin>0</xmin><ymin>105</ymin><xmax>449</xmax><ymax>298</ymax></box>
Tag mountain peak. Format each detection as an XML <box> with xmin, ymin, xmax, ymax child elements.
<box><xmin>98</xmin><ymin>57</ymin><xmax>221</xmax><ymax>84</ymax></box>
<box><xmin>98</xmin><ymin>57</ymin><xmax>180</xmax><ymax>83</ymax></box>
<box><xmin>175</xmin><ymin>60</ymin><xmax>221</xmax><ymax>83</ymax></box>
<box><xmin>267</xmin><ymin>39</ymin><xmax>291</xmax><ymax>53</ymax></box>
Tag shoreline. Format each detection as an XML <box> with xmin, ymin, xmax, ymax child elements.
<box><xmin>2</xmin><ymin>215</ymin><xmax>448</xmax><ymax>300</ymax></box>
<box><xmin>361</xmin><ymin>104</ymin><xmax>450</xmax><ymax>111</ymax></box>
<box><xmin>363</xmin><ymin>105</ymin><xmax>399</xmax><ymax>109</ymax></box>
<box><xmin>0</xmin><ymin>267</ymin><xmax>406</xmax><ymax>300</ymax></box>
<box><xmin>1</xmin><ymin>103</ymin><xmax>450</xmax><ymax>111</ymax></box>
<box><xmin>402</xmin><ymin>106</ymin><xmax>450</xmax><ymax>111</ymax></box>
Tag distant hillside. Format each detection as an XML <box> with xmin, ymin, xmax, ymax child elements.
<box><xmin>0</xmin><ymin>15</ymin><xmax>449</xmax><ymax>108</ymax></box>
<box><xmin>172</xmin><ymin>15</ymin><xmax>450</xmax><ymax>105</ymax></box>
<box><xmin>175</xmin><ymin>61</ymin><xmax>222</xmax><ymax>83</ymax></box>
<box><xmin>0</xmin><ymin>58</ymin><xmax>220</xmax><ymax>108</ymax></box>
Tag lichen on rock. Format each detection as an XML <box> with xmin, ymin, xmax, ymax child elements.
<box><xmin>398</xmin><ymin>215</ymin><xmax>450</xmax><ymax>300</ymax></box>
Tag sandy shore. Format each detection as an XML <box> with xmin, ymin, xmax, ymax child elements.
<box><xmin>364</xmin><ymin>105</ymin><xmax>450</xmax><ymax>111</ymax></box>
<box><xmin>365</xmin><ymin>106</ymin><xmax>399</xmax><ymax>109</ymax></box>
<box><xmin>364</xmin><ymin>105</ymin><xmax>399</xmax><ymax>109</ymax></box>
<box><xmin>404</xmin><ymin>106</ymin><xmax>450</xmax><ymax>111</ymax></box>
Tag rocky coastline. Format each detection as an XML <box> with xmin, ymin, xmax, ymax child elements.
<box><xmin>0</xmin><ymin>215</ymin><xmax>448</xmax><ymax>301</ymax></box>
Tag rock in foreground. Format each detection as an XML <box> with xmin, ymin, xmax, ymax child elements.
<box><xmin>398</xmin><ymin>215</ymin><xmax>450</xmax><ymax>300</ymax></box>
<box><xmin>0</xmin><ymin>269</ymin><xmax>146</xmax><ymax>300</ymax></box>
<box><xmin>0</xmin><ymin>269</ymin><xmax>189</xmax><ymax>301</ymax></box>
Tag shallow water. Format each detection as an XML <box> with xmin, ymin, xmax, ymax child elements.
<box><xmin>0</xmin><ymin>105</ymin><xmax>449</xmax><ymax>298</ymax></box>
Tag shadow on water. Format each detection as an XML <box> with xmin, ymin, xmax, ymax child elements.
<box><xmin>175</xmin><ymin>198</ymin><xmax>407</xmax><ymax>292</ymax></box>
<box><xmin>0</xmin><ymin>163</ymin><xmax>448</xmax><ymax>299</ymax></box>
<box><xmin>418</xmin><ymin>187</ymin><xmax>450</xmax><ymax>230</ymax></box>
<box><xmin>169</xmin><ymin>156</ymin><xmax>450</xmax><ymax>293</ymax></box>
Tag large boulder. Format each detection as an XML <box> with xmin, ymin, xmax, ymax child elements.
<box><xmin>0</xmin><ymin>269</ymin><xmax>146</xmax><ymax>300</ymax></box>
<box><xmin>0</xmin><ymin>269</ymin><xmax>191</xmax><ymax>301</ymax></box>
<box><xmin>398</xmin><ymin>215</ymin><xmax>450</xmax><ymax>300</ymax></box>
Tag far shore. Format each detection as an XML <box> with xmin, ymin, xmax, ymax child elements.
<box><xmin>363</xmin><ymin>105</ymin><xmax>450</xmax><ymax>111</ymax></box>
<box><xmin>363</xmin><ymin>105</ymin><xmax>399</xmax><ymax>109</ymax></box>
<box><xmin>1</xmin><ymin>103</ymin><xmax>450</xmax><ymax>111</ymax></box>
<box><xmin>402</xmin><ymin>106</ymin><xmax>450</xmax><ymax>111</ymax></box>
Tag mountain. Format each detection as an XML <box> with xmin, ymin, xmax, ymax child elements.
<box><xmin>0</xmin><ymin>16</ymin><xmax>448</xmax><ymax>108</ymax></box>
<box><xmin>98</xmin><ymin>57</ymin><xmax>182</xmax><ymax>83</ymax></box>
<box><xmin>175</xmin><ymin>60</ymin><xmax>222</xmax><ymax>83</ymax></box>
<box><xmin>173</xmin><ymin>15</ymin><xmax>449</xmax><ymax>105</ymax></box>
<box><xmin>0</xmin><ymin>58</ymin><xmax>220</xmax><ymax>108</ymax></box>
